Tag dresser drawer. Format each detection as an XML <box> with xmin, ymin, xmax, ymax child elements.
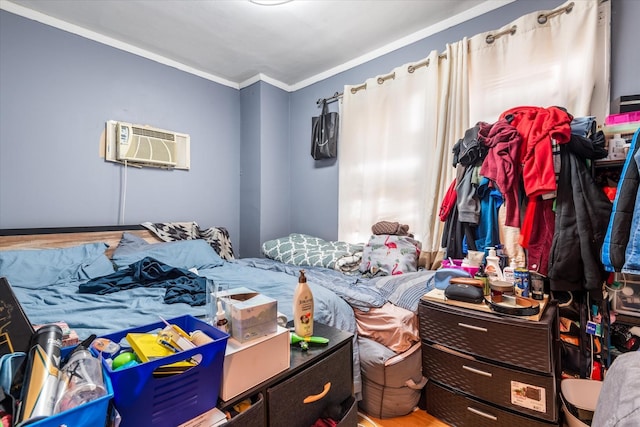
<box><xmin>267</xmin><ymin>343</ymin><xmax>353</xmax><ymax>427</ymax></box>
<box><xmin>337</xmin><ymin>396</ymin><xmax>358</xmax><ymax>427</ymax></box>
<box><xmin>426</xmin><ymin>381</ymin><xmax>559</xmax><ymax>427</ymax></box>
<box><xmin>423</xmin><ymin>343</ymin><xmax>558</xmax><ymax>422</ymax></box>
<box><xmin>225</xmin><ymin>393</ymin><xmax>266</xmax><ymax>427</ymax></box>
<box><xmin>419</xmin><ymin>299</ymin><xmax>557</xmax><ymax>373</ymax></box>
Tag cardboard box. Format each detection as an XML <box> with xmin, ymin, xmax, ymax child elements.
<box><xmin>220</xmin><ymin>325</ymin><xmax>290</xmax><ymax>401</ymax></box>
<box><xmin>220</xmin><ymin>287</ymin><xmax>277</xmax><ymax>342</ymax></box>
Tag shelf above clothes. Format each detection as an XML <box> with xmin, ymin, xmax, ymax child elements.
<box><xmin>593</xmin><ymin>158</ymin><xmax>626</xmax><ymax>169</ymax></box>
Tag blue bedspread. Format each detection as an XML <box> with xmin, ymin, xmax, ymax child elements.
<box><xmin>11</xmin><ymin>254</ymin><xmax>440</xmax><ymax>400</ymax></box>
<box><xmin>12</xmin><ymin>257</ymin><xmax>364</xmax><ymax>397</ymax></box>
<box><xmin>237</xmin><ymin>258</ymin><xmax>385</xmax><ymax>310</ymax></box>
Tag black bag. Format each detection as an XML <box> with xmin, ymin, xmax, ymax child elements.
<box><xmin>311</xmin><ymin>100</ymin><xmax>339</xmax><ymax>160</ymax></box>
<box><xmin>444</xmin><ymin>283</ymin><xmax>484</xmax><ymax>304</ymax></box>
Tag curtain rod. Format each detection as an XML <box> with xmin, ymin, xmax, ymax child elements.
<box><xmin>317</xmin><ymin>0</ymin><xmax>593</xmax><ymax>104</ymax></box>
<box><xmin>317</xmin><ymin>51</ymin><xmax>448</xmax><ymax>104</ymax></box>
<box><xmin>317</xmin><ymin>92</ymin><xmax>342</xmax><ymax>105</ymax></box>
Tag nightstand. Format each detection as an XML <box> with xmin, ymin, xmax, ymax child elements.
<box><xmin>220</xmin><ymin>322</ymin><xmax>356</xmax><ymax>427</ymax></box>
<box><xmin>419</xmin><ymin>297</ymin><xmax>560</xmax><ymax>426</ymax></box>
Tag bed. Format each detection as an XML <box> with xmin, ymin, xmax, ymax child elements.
<box><xmin>0</xmin><ymin>223</ymin><xmax>441</xmax><ymax>418</ymax></box>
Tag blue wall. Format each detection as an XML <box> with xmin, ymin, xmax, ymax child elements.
<box><xmin>0</xmin><ymin>9</ymin><xmax>241</xmax><ymax>244</ymax></box>
<box><xmin>239</xmin><ymin>81</ymin><xmax>291</xmax><ymax>257</ymax></box>
<box><xmin>1</xmin><ymin>0</ymin><xmax>637</xmax><ymax>256</ymax></box>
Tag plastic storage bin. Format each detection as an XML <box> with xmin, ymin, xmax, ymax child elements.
<box><xmin>100</xmin><ymin>315</ymin><xmax>229</xmax><ymax>427</ymax></box>
<box><xmin>441</xmin><ymin>258</ymin><xmax>480</xmax><ymax>276</ymax></box>
<box><xmin>29</xmin><ymin>347</ymin><xmax>114</xmax><ymax>427</ymax></box>
<box><xmin>560</xmin><ymin>378</ymin><xmax>602</xmax><ymax>427</ymax></box>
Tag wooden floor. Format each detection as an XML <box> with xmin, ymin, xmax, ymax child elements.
<box><xmin>362</xmin><ymin>409</ymin><xmax>449</xmax><ymax>427</ymax></box>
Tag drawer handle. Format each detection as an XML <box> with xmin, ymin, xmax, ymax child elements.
<box><xmin>458</xmin><ymin>322</ymin><xmax>488</xmax><ymax>332</ymax></box>
<box><xmin>462</xmin><ymin>365</ymin><xmax>493</xmax><ymax>377</ymax></box>
<box><xmin>303</xmin><ymin>382</ymin><xmax>331</xmax><ymax>404</ymax></box>
<box><xmin>467</xmin><ymin>406</ymin><xmax>498</xmax><ymax>421</ymax></box>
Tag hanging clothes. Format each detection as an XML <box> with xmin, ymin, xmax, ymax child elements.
<box><xmin>478</xmin><ymin>118</ymin><xmax>522</xmax><ymax>227</ymax></box>
<box><xmin>500</xmin><ymin>106</ymin><xmax>573</xmax><ymax>198</ymax></box>
<box><xmin>601</xmin><ymin>128</ymin><xmax>640</xmax><ymax>274</ymax></box>
<box><xmin>438</xmin><ymin>179</ymin><xmax>457</xmax><ymax>222</ymax></box>
<box><xmin>474</xmin><ymin>177</ymin><xmax>503</xmax><ymax>253</ymax></box>
<box><xmin>523</xmin><ymin>197</ymin><xmax>556</xmax><ymax>275</ymax></box>
<box><xmin>548</xmin><ymin>133</ymin><xmax>611</xmax><ymax>291</ymax></box>
<box><xmin>623</xmin><ymin>144</ymin><xmax>640</xmax><ymax>274</ymax></box>
<box><xmin>500</xmin><ymin>106</ymin><xmax>573</xmax><ymax>254</ymax></box>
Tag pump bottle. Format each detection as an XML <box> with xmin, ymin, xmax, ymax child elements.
<box><xmin>293</xmin><ymin>270</ymin><xmax>314</xmax><ymax>337</ymax></box>
<box><xmin>484</xmin><ymin>247</ymin><xmax>504</xmax><ymax>282</ymax></box>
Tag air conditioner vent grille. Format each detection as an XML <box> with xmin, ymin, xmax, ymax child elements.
<box><xmin>132</xmin><ymin>127</ymin><xmax>176</xmax><ymax>141</ymax></box>
<box><xmin>105</xmin><ymin>120</ymin><xmax>190</xmax><ymax>170</ymax></box>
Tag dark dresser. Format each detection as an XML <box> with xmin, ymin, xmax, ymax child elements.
<box><xmin>419</xmin><ymin>297</ymin><xmax>561</xmax><ymax>426</ymax></box>
<box><xmin>221</xmin><ymin>322</ymin><xmax>356</xmax><ymax>427</ymax></box>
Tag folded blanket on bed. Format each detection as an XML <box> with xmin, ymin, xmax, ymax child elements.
<box><xmin>261</xmin><ymin>233</ymin><xmax>363</xmax><ymax>273</ymax></box>
<box><xmin>368</xmin><ymin>270</ymin><xmax>437</xmax><ymax>312</ymax></box>
<box><xmin>79</xmin><ymin>257</ymin><xmax>207</xmax><ymax>306</ymax></box>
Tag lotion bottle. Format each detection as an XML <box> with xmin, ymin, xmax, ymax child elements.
<box><xmin>484</xmin><ymin>247</ymin><xmax>504</xmax><ymax>282</ymax></box>
<box><xmin>502</xmin><ymin>259</ymin><xmax>517</xmax><ymax>284</ymax></box>
<box><xmin>293</xmin><ymin>270</ymin><xmax>314</xmax><ymax>337</ymax></box>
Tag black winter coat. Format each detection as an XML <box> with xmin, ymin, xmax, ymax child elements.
<box><xmin>548</xmin><ymin>134</ymin><xmax>611</xmax><ymax>291</ymax></box>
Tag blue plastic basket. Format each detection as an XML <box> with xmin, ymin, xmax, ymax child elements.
<box><xmin>100</xmin><ymin>315</ymin><xmax>228</xmax><ymax>427</ymax></box>
<box><xmin>29</xmin><ymin>347</ymin><xmax>114</xmax><ymax>427</ymax></box>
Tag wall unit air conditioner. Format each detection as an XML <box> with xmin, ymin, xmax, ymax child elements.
<box><xmin>104</xmin><ymin>120</ymin><xmax>190</xmax><ymax>170</ymax></box>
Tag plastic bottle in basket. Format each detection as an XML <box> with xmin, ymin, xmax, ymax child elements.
<box><xmin>54</xmin><ymin>348</ymin><xmax>107</xmax><ymax>413</ymax></box>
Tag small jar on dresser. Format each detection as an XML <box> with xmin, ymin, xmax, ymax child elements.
<box><xmin>419</xmin><ymin>297</ymin><xmax>560</xmax><ymax>426</ymax></box>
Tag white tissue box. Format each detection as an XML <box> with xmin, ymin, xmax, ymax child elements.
<box><xmin>220</xmin><ymin>287</ymin><xmax>277</xmax><ymax>342</ymax></box>
<box><xmin>220</xmin><ymin>325</ymin><xmax>290</xmax><ymax>401</ymax></box>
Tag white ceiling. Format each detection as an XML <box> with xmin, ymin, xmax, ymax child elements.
<box><xmin>1</xmin><ymin>0</ymin><xmax>511</xmax><ymax>90</ymax></box>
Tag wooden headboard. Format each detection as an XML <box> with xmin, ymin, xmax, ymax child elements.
<box><xmin>0</xmin><ymin>225</ymin><xmax>163</xmax><ymax>258</ymax></box>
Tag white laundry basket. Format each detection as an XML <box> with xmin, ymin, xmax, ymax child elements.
<box><xmin>560</xmin><ymin>378</ymin><xmax>602</xmax><ymax>427</ymax></box>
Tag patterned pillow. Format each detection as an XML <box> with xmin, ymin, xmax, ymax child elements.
<box><xmin>359</xmin><ymin>235</ymin><xmax>421</xmax><ymax>277</ymax></box>
<box><xmin>261</xmin><ymin>233</ymin><xmax>363</xmax><ymax>269</ymax></box>
<box><xmin>141</xmin><ymin>221</ymin><xmax>235</xmax><ymax>260</ymax></box>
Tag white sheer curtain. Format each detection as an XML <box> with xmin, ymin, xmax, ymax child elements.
<box><xmin>338</xmin><ymin>0</ymin><xmax>608</xmax><ymax>262</ymax></box>
<box><xmin>339</xmin><ymin>40</ymin><xmax>469</xmax><ymax>262</ymax></box>
<box><xmin>468</xmin><ymin>0</ymin><xmax>609</xmax><ymax>124</ymax></box>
